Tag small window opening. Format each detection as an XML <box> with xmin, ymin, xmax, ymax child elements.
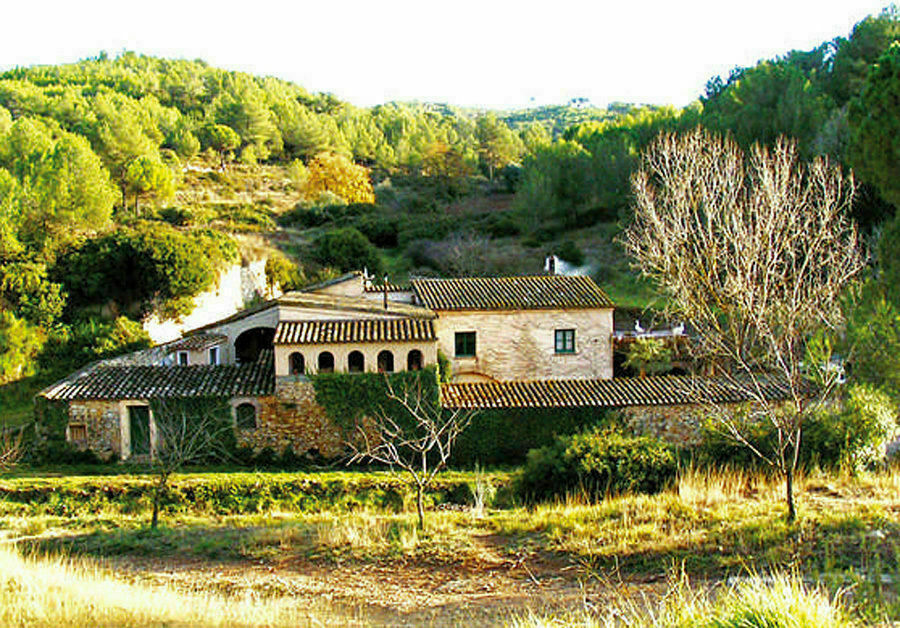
<box><xmin>235</xmin><ymin>403</ymin><xmax>257</xmax><ymax>430</ymax></box>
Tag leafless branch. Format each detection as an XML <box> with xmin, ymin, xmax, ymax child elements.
<box><xmin>624</xmin><ymin>128</ymin><xmax>863</xmax><ymax>520</ymax></box>
<box><xmin>348</xmin><ymin>375</ymin><xmax>476</xmax><ymax>529</ymax></box>
<box><xmin>0</xmin><ymin>426</ymin><xmax>24</xmax><ymax>472</ymax></box>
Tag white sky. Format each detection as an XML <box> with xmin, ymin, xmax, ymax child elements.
<box><xmin>0</xmin><ymin>0</ymin><xmax>889</xmax><ymax>110</ymax></box>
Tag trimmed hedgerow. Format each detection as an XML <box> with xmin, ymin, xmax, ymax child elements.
<box><xmin>0</xmin><ymin>471</ymin><xmax>512</xmax><ymax>517</ymax></box>
<box><xmin>450</xmin><ymin>407</ymin><xmax>614</xmax><ymax>467</ymax></box>
<box><xmin>516</xmin><ymin>428</ymin><xmax>677</xmax><ymax>503</ymax></box>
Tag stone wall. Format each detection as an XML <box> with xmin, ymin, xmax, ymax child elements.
<box><xmin>67</xmin><ymin>401</ymin><xmax>122</xmax><ymax>459</ymax></box>
<box><xmin>234</xmin><ymin>378</ymin><xmax>345</xmax><ymax>457</ymax></box>
<box><xmin>435</xmin><ymin>308</ymin><xmax>614</xmax><ymax>382</ymax></box>
<box><xmin>621</xmin><ymin>404</ymin><xmax>707</xmax><ymax>447</ymax></box>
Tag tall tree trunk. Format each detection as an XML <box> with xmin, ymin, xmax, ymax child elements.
<box><xmin>151</xmin><ymin>471</ymin><xmax>168</xmax><ymax>529</ymax></box>
<box><xmin>416</xmin><ymin>483</ymin><xmax>425</xmax><ymax>531</ymax></box>
<box><xmin>785</xmin><ymin>466</ymin><xmax>796</xmax><ymax>523</ymax></box>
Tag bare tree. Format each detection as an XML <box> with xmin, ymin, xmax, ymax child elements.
<box><xmin>624</xmin><ymin>128</ymin><xmax>863</xmax><ymax>521</ymax></box>
<box><xmin>349</xmin><ymin>376</ymin><xmax>476</xmax><ymax>530</ymax></box>
<box><xmin>0</xmin><ymin>426</ymin><xmax>24</xmax><ymax>472</ymax></box>
<box><xmin>148</xmin><ymin>399</ymin><xmax>234</xmax><ymax>528</ymax></box>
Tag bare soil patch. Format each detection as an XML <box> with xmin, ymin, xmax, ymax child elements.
<box><xmin>108</xmin><ymin>533</ymin><xmax>655</xmax><ymax>626</ymax></box>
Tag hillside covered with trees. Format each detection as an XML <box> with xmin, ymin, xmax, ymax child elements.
<box><xmin>2</xmin><ymin>5</ymin><xmax>900</xmax><ymax>421</ymax></box>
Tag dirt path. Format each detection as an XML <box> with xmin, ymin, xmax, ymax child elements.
<box><xmin>108</xmin><ymin>535</ymin><xmax>663</xmax><ymax>625</ymax></box>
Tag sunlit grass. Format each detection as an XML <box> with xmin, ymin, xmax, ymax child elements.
<box><xmin>0</xmin><ymin>545</ymin><xmax>362</xmax><ymax>627</ymax></box>
<box><xmin>508</xmin><ymin>570</ymin><xmax>854</xmax><ymax>627</ymax></box>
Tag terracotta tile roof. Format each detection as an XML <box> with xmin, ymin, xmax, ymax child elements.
<box><xmin>41</xmin><ymin>350</ymin><xmax>274</xmax><ymax>401</ymax></box>
<box><xmin>274</xmin><ymin>319</ymin><xmax>435</xmax><ymax>345</ymax></box>
<box><xmin>411</xmin><ymin>276</ymin><xmax>614</xmax><ymax>311</ymax></box>
<box><xmin>191</xmin><ymin>291</ymin><xmax>435</xmax><ymax>334</ymax></box>
<box><xmin>440</xmin><ymin>375</ymin><xmax>794</xmax><ymax>409</ymax></box>
<box><xmin>364</xmin><ymin>283</ymin><xmax>411</xmax><ymax>293</ymax></box>
<box><xmin>166</xmin><ymin>333</ymin><xmax>228</xmax><ymax>353</ymax></box>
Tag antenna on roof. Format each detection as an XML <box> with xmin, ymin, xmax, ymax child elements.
<box><xmin>383</xmin><ymin>274</ymin><xmax>389</xmax><ymax>310</ymax></box>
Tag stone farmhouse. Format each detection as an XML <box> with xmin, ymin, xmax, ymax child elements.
<box><xmin>38</xmin><ymin>273</ymin><xmax>781</xmax><ymax>461</ymax></box>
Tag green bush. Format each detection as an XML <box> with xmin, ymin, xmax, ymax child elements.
<box><xmin>54</xmin><ymin>224</ymin><xmax>238</xmax><ymax>317</ymax></box>
<box><xmin>556</xmin><ymin>240</ymin><xmax>585</xmax><ymax>266</ymax></box>
<box><xmin>695</xmin><ymin>385</ymin><xmax>897</xmax><ymax>472</ymax></box>
<box><xmin>807</xmin><ymin>384</ymin><xmax>896</xmax><ymax>472</ymax></box>
<box><xmin>516</xmin><ymin>428</ymin><xmax>677</xmax><ymax>502</ymax></box>
<box><xmin>311</xmin><ymin>227</ymin><xmax>383</xmax><ymax>275</ymax></box>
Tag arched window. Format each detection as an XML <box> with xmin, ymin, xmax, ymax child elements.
<box><xmin>235</xmin><ymin>403</ymin><xmax>257</xmax><ymax>430</ymax></box>
<box><xmin>318</xmin><ymin>351</ymin><xmax>334</xmax><ymax>373</ymax></box>
<box><xmin>407</xmin><ymin>349</ymin><xmax>423</xmax><ymax>371</ymax></box>
<box><xmin>289</xmin><ymin>352</ymin><xmax>305</xmax><ymax>375</ymax></box>
<box><xmin>377</xmin><ymin>350</ymin><xmax>394</xmax><ymax>373</ymax></box>
<box><xmin>348</xmin><ymin>350</ymin><xmax>365</xmax><ymax>373</ymax></box>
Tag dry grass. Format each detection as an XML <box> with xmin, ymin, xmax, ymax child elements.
<box><xmin>509</xmin><ymin>570</ymin><xmax>854</xmax><ymax>628</ymax></box>
<box><xmin>0</xmin><ymin>545</ymin><xmax>362</xmax><ymax>627</ymax></box>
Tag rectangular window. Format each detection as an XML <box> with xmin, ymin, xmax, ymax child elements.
<box><xmin>68</xmin><ymin>424</ymin><xmax>87</xmax><ymax>442</ymax></box>
<box><xmin>177</xmin><ymin>351</ymin><xmax>189</xmax><ymax>366</ymax></box>
<box><xmin>455</xmin><ymin>331</ymin><xmax>476</xmax><ymax>357</ymax></box>
<box><xmin>209</xmin><ymin>346</ymin><xmax>220</xmax><ymax>365</ymax></box>
<box><xmin>555</xmin><ymin>329</ymin><xmax>576</xmax><ymax>353</ymax></box>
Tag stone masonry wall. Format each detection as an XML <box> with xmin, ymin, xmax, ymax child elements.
<box><xmin>622</xmin><ymin>404</ymin><xmax>707</xmax><ymax>447</ymax></box>
<box><xmin>235</xmin><ymin>378</ymin><xmax>345</xmax><ymax>457</ymax></box>
<box><xmin>68</xmin><ymin>401</ymin><xmax>122</xmax><ymax>459</ymax></box>
<box><xmin>435</xmin><ymin>308</ymin><xmax>614</xmax><ymax>382</ymax></box>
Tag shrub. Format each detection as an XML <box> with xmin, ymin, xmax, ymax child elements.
<box><xmin>806</xmin><ymin>384</ymin><xmax>897</xmax><ymax>472</ymax></box>
<box><xmin>696</xmin><ymin>385</ymin><xmax>897</xmax><ymax>472</ymax></box>
<box><xmin>555</xmin><ymin>240</ymin><xmax>585</xmax><ymax>266</ymax></box>
<box><xmin>264</xmin><ymin>254</ymin><xmax>305</xmax><ymax>292</ymax></box>
<box><xmin>356</xmin><ymin>214</ymin><xmax>399</xmax><ymax>248</ymax></box>
<box><xmin>516</xmin><ymin>429</ymin><xmax>676</xmax><ymax>502</ymax></box>
<box><xmin>311</xmin><ymin>227</ymin><xmax>383</xmax><ymax>275</ymax></box>
<box><xmin>54</xmin><ymin>224</ymin><xmax>238</xmax><ymax>317</ymax></box>
<box><xmin>451</xmin><ymin>407</ymin><xmax>611</xmax><ymax>467</ymax></box>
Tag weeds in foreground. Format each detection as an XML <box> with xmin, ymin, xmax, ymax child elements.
<box><xmin>0</xmin><ymin>546</ymin><xmax>362</xmax><ymax>627</ymax></box>
<box><xmin>509</xmin><ymin>570</ymin><xmax>855</xmax><ymax>627</ymax></box>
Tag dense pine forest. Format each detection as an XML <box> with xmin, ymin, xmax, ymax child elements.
<box><xmin>2</xmin><ymin>6</ymin><xmax>900</xmax><ymax>420</ymax></box>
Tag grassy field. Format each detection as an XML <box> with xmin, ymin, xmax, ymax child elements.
<box><xmin>1</xmin><ymin>466</ymin><xmax>898</xmax><ymax>625</ymax></box>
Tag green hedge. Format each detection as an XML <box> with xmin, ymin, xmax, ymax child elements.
<box><xmin>0</xmin><ymin>471</ymin><xmax>512</xmax><ymax>516</ymax></box>
<box><xmin>451</xmin><ymin>406</ymin><xmax>614</xmax><ymax>467</ymax></box>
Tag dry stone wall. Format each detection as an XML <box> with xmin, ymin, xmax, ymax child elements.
<box><xmin>235</xmin><ymin>379</ymin><xmax>345</xmax><ymax>457</ymax></box>
<box><xmin>621</xmin><ymin>404</ymin><xmax>707</xmax><ymax>447</ymax></box>
<box><xmin>67</xmin><ymin>401</ymin><xmax>122</xmax><ymax>459</ymax></box>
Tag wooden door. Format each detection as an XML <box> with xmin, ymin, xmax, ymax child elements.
<box><xmin>128</xmin><ymin>406</ymin><xmax>151</xmax><ymax>456</ymax></box>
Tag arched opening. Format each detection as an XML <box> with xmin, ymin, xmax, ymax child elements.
<box><xmin>234</xmin><ymin>327</ymin><xmax>275</xmax><ymax>364</ymax></box>
<box><xmin>289</xmin><ymin>352</ymin><xmax>305</xmax><ymax>375</ymax></box>
<box><xmin>407</xmin><ymin>349</ymin><xmax>423</xmax><ymax>371</ymax></box>
<box><xmin>348</xmin><ymin>350</ymin><xmax>365</xmax><ymax>373</ymax></box>
<box><xmin>377</xmin><ymin>350</ymin><xmax>394</xmax><ymax>373</ymax></box>
<box><xmin>235</xmin><ymin>403</ymin><xmax>257</xmax><ymax>430</ymax></box>
<box><xmin>318</xmin><ymin>351</ymin><xmax>334</xmax><ymax>373</ymax></box>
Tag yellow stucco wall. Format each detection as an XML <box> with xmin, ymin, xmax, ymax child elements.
<box><xmin>274</xmin><ymin>340</ymin><xmax>437</xmax><ymax>376</ymax></box>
